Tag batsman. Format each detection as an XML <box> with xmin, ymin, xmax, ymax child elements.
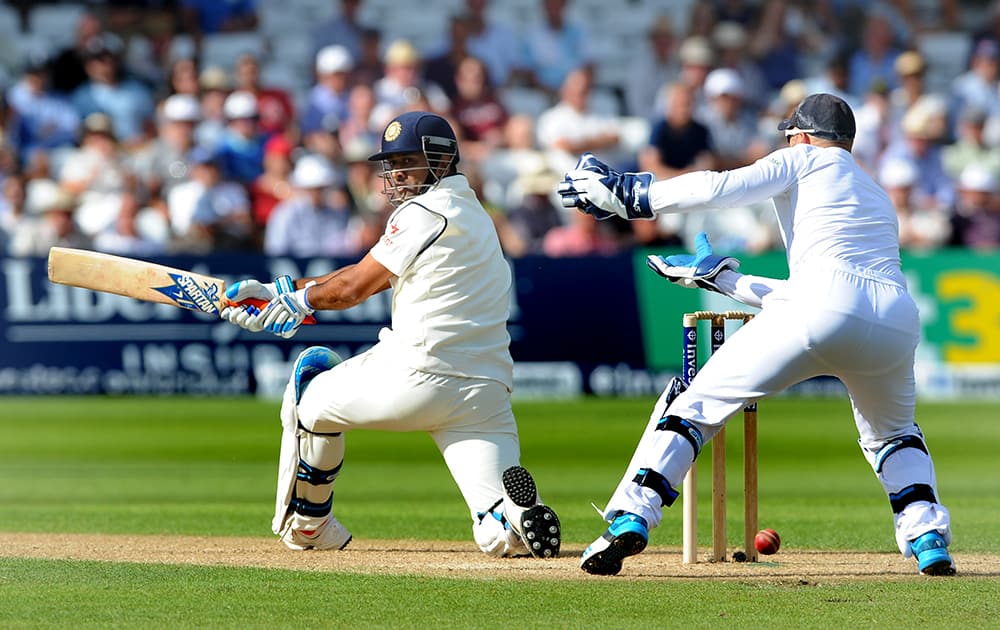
<box><xmin>220</xmin><ymin>111</ymin><xmax>560</xmax><ymax>559</ymax></box>
<box><xmin>559</xmin><ymin>94</ymin><xmax>955</xmax><ymax>576</ymax></box>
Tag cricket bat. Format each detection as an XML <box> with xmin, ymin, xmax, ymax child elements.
<box><xmin>47</xmin><ymin>247</ymin><xmax>316</xmax><ymax>323</ymax></box>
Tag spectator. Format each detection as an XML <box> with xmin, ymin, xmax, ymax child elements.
<box><xmin>951</xmin><ymin>39</ymin><xmax>1000</xmax><ymax>122</ymax></box>
<box><xmin>6</xmin><ymin>53</ymin><xmax>80</xmax><ymax>168</ymax></box>
<box><xmin>165</xmin><ymin>57</ymin><xmax>201</xmax><ymax>98</ymax></box>
<box><xmin>639</xmin><ymin>81</ymin><xmax>714</xmax><ymax>180</ymax></box>
<box><xmin>536</xmin><ymin>68</ymin><xmax>623</xmax><ymax>175</ymax></box>
<box><xmin>879</xmin><ymin>157</ymin><xmax>951</xmax><ymax>250</ymax></box>
<box><xmin>714</xmin><ymin>0</ymin><xmax>757</xmax><ymax>29</ymax></box>
<box><xmin>890</xmin><ymin>50</ymin><xmax>930</xmax><ymax>123</ymax></box>
<box><xmin>424</xmin><ymin>13</ymin><xmax>475</xmax><ymax>100</ymax></box>
<box><xmin>180</xmin><ymin>0</ymin><xmax>257</xmax><ymax>39</ymax></box>
<box><xmin>673</xmin><ymin>36</ymin><xmax>715</xmax><ymax>115</ymax></box>
<box><xmin>881</xmin><ymin>99</ymin><xmax>955</xmax><ymax>212</ymax></box>
<box><xmin>478</xmin><ymin>114</ymin><xmax>551</xmax><ymax>208</ymax></box>
<box><xmin>195</xmin><ymin>66</ymin><xmax>231</xmax><ymax>149</ymax></box>
<box><xmin>93</xmin><ymin>194</ymin><xmax>166</xmax><ymax>256</ymax></box>
<box><xmin>249</xmin><ymin>133</ymin><xmax>295</xmax><ymax>229</ymax></box>
<box><xmin>504</xmin><ymin>166</ymin><xmax>564</xmax><ymax>257</ymax></box>
<box><xmin>943</xmin><ymin>106</ymin><xmax>1000</xmax><ymax>183</ymax></box>
<box><xmin>852</xmin><ymin>79</ymin><xmax>894</xmax><ymax>172</ymax></box>
<box><xmin>216</xmin><ymin>90</ymin><xmax>266</xmax><ymax>184</ymax></box>
<box><xmin>0</xmin><ymin>173</ymin><xmax>26</xmax><ymax>245</ymax></box>
<box><xmin>310</xmin><ymin>0</ymin><xmax>365</xmax><ymax>62</ymax></box>
<box><xmin>71</xmin><ymin>34</ymin><xmax>156</xmax><ymax>148</ymax></box>
<box><xmin>8</xmin><ymin>178</ymin><xmax>90</xmax><ymax>256</ymax></box>
<box><xmin>303</xmin><ymin>45</ymin><xmax>355</xmax><ymax>136</ymax></box>
<box><xmin>848</xmin><ymin>9</ymin><xmax>902</xmax><ymax>98</ymax></box>
<box><xmin>341</xmin><ymin>135</ymin><xmax>379</xmax><ymax>215</ymax></box>
<box><xmin>352</xmin><ymin>28</ymin><xmax>385</xmax><ymax>88</ymax></box>
<box><xmin>371</xmin><ymin>40</ymin><xmax>451</xmax><ymax>130</ymax></box>
<box><xmin>748</xmin><ymin>0</ymin><xmax>809</xmax><ymax>92</ymax></box>
<box><xmin>167</xmin><ymin>146</ymin><xmax>253</xmax><ymax>252</ymax></box>
<box><xmin>463</xmin><ymin>0</ymin><xmax>527</xmax><ymax>88</ymax></box>
<box><xmin>48</xmin><ymin>11</ymin><xmax>104</xmax><ymax>95</ymax></box>
<box><xmin>450</xmin><ymin>56</ymin><xmax>509</xmax><ymax>165</ymax></box>
<box><xmin>233</xmin><ymin>52</ymin><xmax>295</xmax><ymax>136</ymax></box>
<box><xmin>542</xmin><ymin>205</ymin><xmax>620</xmax><ymax>257</ymax></box>
<box><xmin>699</xmin><ymin>68</ymin><xmax>768</xmax><ymax>170</ymax></box>
<box><xmin>264</xmin><ymin>154</ymin><xmax>359</xmax><ymax>257</ymax></box>
<box><xmin>712</xmin><ymin>20</ymin><xmax>768</xmax><ymax>113</ymax></box>
<box><xmin>625</xmin><ymin>15</ymin><xmax>680</xmax><ymax>120</ymax></box>
<box><xmin>58</xmin><ymin>112</ymin><xmax>138</xmax><ymax>238</ymax></box>
<box><xmin>302</xmin><ymin>114</ymin><xmax>344</xmax><ymax>169</ymax></box>
<box><xmin>522</xmin><ymin>0</ymin><xmax>593</xmax><ymax>95</ymax></box>
<box><xmin>950</xmin><ymin>163</ymin><xmax>1000</xmax><ymax>249</ymax></box>
<box><xmin>130</xmin><ymin>94</ymin><xmax>202</xmax><ymax>206</ymax></box>
<box><xmin>804</xmin><ymin>48</ymin><xmax>859</xmax><ymax>111</ymax></box>
<box><xmin>684</xmin><ymin>0</ymin><xmax>718</xmax><ymax>38</ymax></box>
<box><xmin>337</xmin><ymin>83</ymin><xmax>379</xmax><ymax>149</ymax></box>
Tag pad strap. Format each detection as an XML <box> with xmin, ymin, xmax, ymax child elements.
<box><xmin>632</xmin><ymin>467</ymin><xmax>679</xmax><ymax>507</ymax></box>
<box><xmin>289</xmin><ymin>495</ymin><xmax>332</xmax><ymax>518</ymax></box>
<box><xmin>656</xmin><ymin>415</ymin><xmax>704</xmax><ymax>459</ymax></box>
<box><xmin>297</xmin><ymin>459</ymin><xmax>343</xmax><ymax>486</ymax></box>
<box><xmin>889</xmin><ymin>483</ymin><xmax>937</xmax><ymax>514</ymax></box>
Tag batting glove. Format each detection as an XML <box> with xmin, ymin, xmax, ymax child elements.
<box><xmin>646</xmin><ymin>232</ymin><xmax>740</xmax><ymax>294</ymax></box>
<box><xmin>221</xmin><ymin>275</ymin><xmax>295</xmax><ymax>332</ymax></box>
<box><xmin>256</xmin><ymin>287</ymin><xmax>315</xmax><ymax>339</ymax></box>
<box><xmin>557</xmin><ymin>153</ymin><xmax>655</xmax><ymax>220</ymax></box>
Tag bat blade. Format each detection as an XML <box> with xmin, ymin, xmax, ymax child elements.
<box><xmin>47</xmin><ymin>247</ymin><xmax>315</xmax><ymax>323</ymax></box>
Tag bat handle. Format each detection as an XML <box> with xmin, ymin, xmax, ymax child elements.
<box><xmin>227</xmin><ymin>298</ymin><xmax>318</xmax><ymax>325</ymax></box>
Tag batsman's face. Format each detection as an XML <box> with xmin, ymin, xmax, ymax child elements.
<box><xmin>380</xmin><ymin>151</ymin><xmax>431</xmax><ymax>205</ymax></box>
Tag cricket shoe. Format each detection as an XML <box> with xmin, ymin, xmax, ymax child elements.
<box><xmin>580</xmin><ymin>511</ymin><xmax>648</xmax><ymax>576</ymax></box>
<box><xmin>909</xmin><ymin>531</ymin><xmax>956</xmax><ymax>576</ymax></box>
<box><xmin>501</xmin><ymin>466</ymin><xmax>561</xmax><ymax>558</ymax></box>
<box><xmin>281</xmin><ymin>515</ymin><xmax>352</xmax><ymax>551</ymax></box>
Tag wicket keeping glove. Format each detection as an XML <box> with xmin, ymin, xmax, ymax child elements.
<box><xmin>646</xmin><ymin>232</ymin><xmax>740</xmax><ymax>294</ymax></box>
<box><xmin>256</xmin><ymin>286</ymin><xmax>315</xmax><ymax>339</ymax></box>
<box><xmin>557</xmin><ymin>153</ymin><xmax>655</xmax><ymax>220</ymax></box>
<box><xmin>221</xmin><ymin>275</ymin><xmax>295</xmax><ymax>332</ymax></box>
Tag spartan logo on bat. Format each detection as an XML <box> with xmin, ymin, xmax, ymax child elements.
<box><xmin>153</xmin><ymin>273</ymin><xmax>221</xmax><ymax>314</ymax></box>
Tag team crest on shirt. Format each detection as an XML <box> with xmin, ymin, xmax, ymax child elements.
<box><xmin>385</xmin><ymin>121</ymin><xmax>402</xmax><ymax>141</ymax></box>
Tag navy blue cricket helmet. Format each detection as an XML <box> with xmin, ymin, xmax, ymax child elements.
<box><xmin>369</xmin><ymin>111</ymin><xmax>460</xmax><ymax>205</ymax></box>
<box><xmin>368</xmin><ymin>111</ymin><xmax>459</xmax><ymax>161</ymax></box>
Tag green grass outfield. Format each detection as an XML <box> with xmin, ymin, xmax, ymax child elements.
<box><xmin>1</xmin><ymin>396</ymin><xmax>998</xmax><ymax>628</ymax></box>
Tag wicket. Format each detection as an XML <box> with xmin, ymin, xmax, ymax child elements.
<box><xmin>680</xmin><ymin>311</ymin><xmax>758</xmax><ymax>563</ymax></box>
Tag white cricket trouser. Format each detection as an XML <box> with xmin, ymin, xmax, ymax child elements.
<box><xmin>606</xmin><ymin>261</ymin><xmax>951</xmax><ymax>554</ymax></box>
<box><xmin>296</xmin><ymin>342</ymin><xmax>521</xmax><ymax>518</ymax></box>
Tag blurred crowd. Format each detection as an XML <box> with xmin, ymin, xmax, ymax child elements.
<box><xmin>1</xmin><ymin>0</ymin><xmax>999</xmax><ymax>261</ymax></box>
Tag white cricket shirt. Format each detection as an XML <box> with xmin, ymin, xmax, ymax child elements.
<box><xmin>369</xmin><ymin>174</ymin><xmax>514</xmax><ymax>388</ymax></box>
<box><xmin>648</xmin><ymin>144</ymin><xmax>905</xmax><ymax>283</ymax></box>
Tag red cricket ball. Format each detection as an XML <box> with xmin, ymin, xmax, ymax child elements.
<box><xmin>754</xmin><ymin>528</ymin><xmax>781</xmax><ymax>555</ymax></box>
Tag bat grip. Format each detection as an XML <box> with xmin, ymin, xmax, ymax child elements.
<box><xmin>229</xmin><ymin>298</ymin><xmax>318</xmax><ymax>325</ymax></box>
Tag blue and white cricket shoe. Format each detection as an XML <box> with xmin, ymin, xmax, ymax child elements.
<box><xmin>580</xmin><ymin>511</ymin><xmax>648</xmax><ymax>576</ymax></box>
<box><xmin>293</xmin><ymin>346</ymin><xmax>341</xmax><ymax>403</ymax></box>
<box><xmin>909</xmin><ymin>531</ymin><xmax>956</xmax><ymax>576</ymax></box>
